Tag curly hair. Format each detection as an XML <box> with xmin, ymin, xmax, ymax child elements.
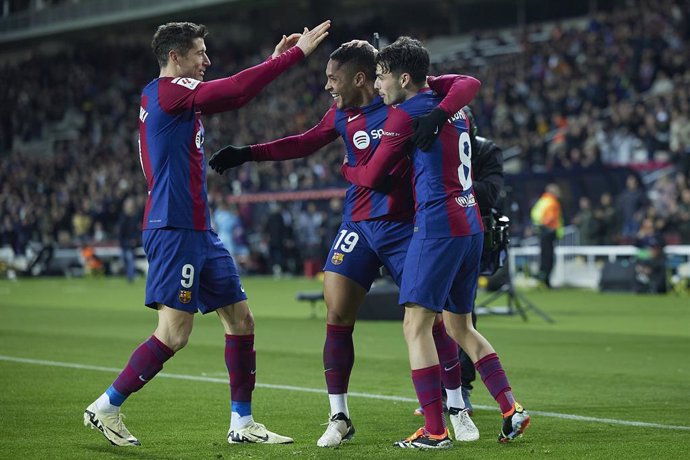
<box><xmin>329</xmin><ymin>44</ymin><xmax>377</xmax><ymax>82</ymax></box>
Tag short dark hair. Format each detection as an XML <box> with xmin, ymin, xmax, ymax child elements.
<box><xmin>151</xmin><ymin>22</ymin><xmax>208</xmax><ymax>68</ymax></box>
<box><xmin>329</xmin><ymin>44</ymin><xmax>377</xmax><ymax>81</ymax></box>
<box><xmin>375</xmin><ymin>36</ymin><xmax>429</xmax><ymax>85</ymax></box>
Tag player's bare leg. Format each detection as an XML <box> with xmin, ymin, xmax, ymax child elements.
<box><xmin>317</xmin><ymin>272</ymin><xmax>365</xmax><ymax>447</ymax></box>
<box><xmin>443</xmin><ymin>311</ymin><xmax>530</xmax><ymax>442</ymax></box>
<box><xmin>218</xmin><ymin>301</ymin><xmax>293</xmax><ymax>444</ymax></box>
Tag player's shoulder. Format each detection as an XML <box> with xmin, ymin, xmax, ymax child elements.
<box><xmin>164</xmin><ymin>76</ymin><xmax>202</xmax><ymax>91</ymax></box>
<box><xmin>398</xmin><ymin>90</ymin><xmax>438</xmax><ymax>118</ymax></box>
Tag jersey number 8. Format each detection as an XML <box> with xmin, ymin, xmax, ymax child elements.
<box><xmin>458</xmin><ymin>131</ymin><xmax>473</xmax><ymax>191</ymax></box>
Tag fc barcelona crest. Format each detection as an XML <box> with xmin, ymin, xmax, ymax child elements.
<box><xmin>179</xmin><ymin>290</ymin><xmax>192</xmax><ymax>304</ymax></box>
<box><xmin>331</xmin><ymin>252</ymin><xmax>344</xmax><ymax>265</ymax></box>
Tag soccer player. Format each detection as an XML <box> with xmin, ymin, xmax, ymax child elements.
<box><xmin>83</xmin><ymin>20</ymin><xmax>330</xmax><ymax>447</ymax></box>
<box><xmin>208</xmin><ymin>41</ymin><xmax>481</xmax><ymax>447</ymax></box>
<box><xmin>412</xmin><ymin>106</ymin><xmax>505</xmax><ymax>417</ymax></box>
<box><xmin>341</xmin><ymin>37</ymin><xmax>530</xmax><ymax>448</ymax></box>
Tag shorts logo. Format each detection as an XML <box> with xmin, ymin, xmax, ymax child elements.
<box><xmin>455</xmin><ymin>193</ymin><xmax>477</xmax><ymax>208</ymax></box>
<box><xmin>179</xmin><ymin>290</ymin><xmax>192</xmax><ymax>304</ymax></box>
<box><xmin>352</xmin><ymin>130</ymin><xmax>370</xmax><ymax>150</ymax></box>
<box><xmin>331</xmin><ymin>252</ymin><xmax>345</xmax><ymax>265</ymax></box>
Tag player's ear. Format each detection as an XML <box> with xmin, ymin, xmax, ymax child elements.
<box><xmin>169</xmin><ymin>49</ymin><xmax>183</xmax><ymax>67</ymax></box>
<box><xmin>354</xmin><ymin>71</ymin><xmax>366</xmax><ymax>87</ymax></box>
<box><xmin>399</xmin><ymin>72</ymin><xmax>411</xmax><ymax>89</ymax></box>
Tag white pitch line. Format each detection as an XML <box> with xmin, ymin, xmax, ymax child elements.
<box><xmin>2</xmin><ymin>354</ymin><xmax>689</xmax><ymax>432</ymax></box>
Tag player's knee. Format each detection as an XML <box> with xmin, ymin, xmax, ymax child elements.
<box><xmin>229</xmin><ymin>310</ymin><xmax>255</xmax><ymax>334</ymax></box>
<box><xmin>326</xmin><ymin>306</ymin><xmax>356</xmax><ymax>326</ymax></box>
<box><xmin>241</xmin><ymin>312</ymin><xmax>255</xmax><ymax>333</ymax></box>
<box><xmin>164</xmin><ymin>333</ymin><xmax>190</xmax><ymax>352</ymax></box>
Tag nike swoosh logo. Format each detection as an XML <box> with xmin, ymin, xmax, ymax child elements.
<box><xmin>138</xmin><ymin>375</ymin><xmax>148</xmax><ymax>382</ymax></box>
<box><xmin>444</xmin><ymin>362</ymin><xmax>460</xmax><ymax>372</ymax></box>
<box><xmin>347</xmin><ymin>114</ymin><xmax>361</xmax><ymax>122</ymax></box>
<box><xmin>433</xmin><ymin>126</ymin><xmax>439</xmax><ymax>134</ymax></box>
<box><xmin>250</xmin><ymin>369</ymin><xmax>256</xmax><ymax>375</ymax></box>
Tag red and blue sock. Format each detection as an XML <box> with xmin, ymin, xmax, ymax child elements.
<box><xmin>475</xmin><ymin>352</ymin><xmax>515</xmax><ymax>414</ymax></box>
<box><xmin>225</xmin><ymin>334</ymin><xmax>256</xmax><ymax>419</ymax></box>
<box><xmin>323</xmin><ymin>324</ymin><xmax>355</xmax><ymax>395</ymax></box>
<box><xmin>432</xmin><ymin>321</ymin><xmax>462</xmax><ymax>391</ymax></box>
<box><xmin>109</xmin><ymin>335</ymin><xmax>174</xmax><ymax>406</ymax></box>
<box><xmin>412</xmin><ymin>365</ymin><xmax>446</xmax><ymax>436</ymax></box>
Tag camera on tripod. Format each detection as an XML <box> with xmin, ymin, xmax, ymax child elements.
<box><xmin>480</xmin><ymin>209</ymin><xmax>510</xmax><ymax>276</ymax></box>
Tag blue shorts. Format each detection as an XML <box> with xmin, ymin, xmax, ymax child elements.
<box><xmin>143</xmin><ymin>228</ymin><xmax>247</xmax><ymax>314</ymax></box>
<box><xmin>323</xmin><ymin>220</ymin><xmax>413</xmax><ymax>290</ymax></box>
<box><xmin>399</xmin><ymin>233</ymin><xmax>483</xmax><ymax>314</ymax></box>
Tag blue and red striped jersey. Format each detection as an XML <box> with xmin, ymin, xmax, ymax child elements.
<box><xmin>341</xmin><ymin>88</ymin><xmax>484</xmax><ymax>238</ymax></box>
<box><xmin>335</xmin><ymin>96</ymin><xmax>414</xmax><ymax>221</ymax></box>
<box><xmin>251</xmin><ymin>74</ymin><xmax>480</xmax><ymax>223</ymax></box>
<box><xmin>138</xmin><ymin>46</ymin><xmax>305</xmax><ymax>230</ymax></box>
<box><xmin>139</xmin><ymin>77</ymin><xmax>209</xmax><ymax>230</ymax></box>
<box><xmin>252</xmin><ymin>97</ymin><xmax>412</xmax><ymax>222</ymax></box>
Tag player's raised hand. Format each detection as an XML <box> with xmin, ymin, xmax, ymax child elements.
<box><xmin>411</xmin><ymin>107</ymin><xmax>449</xmax><ymax>151</ymax></box>
<box><xmin>208</xmin><ymin>145</ymin><xmax>252</xmax><ymax>175</ymax></box>
<box><xmin>272</xmin><ymin>33</ymin><xmax>302</xmax><ymax>58</ymax></box>
<box><xmin>295</xmin><ymin>20</ymin><xmax>331</xmax><ymax>56</ymax></box>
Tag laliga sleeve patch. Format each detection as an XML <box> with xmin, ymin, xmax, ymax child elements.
<box><xmin>171</xmin><ymin>77</ymin><xmax>201</xmax><ymax>90</ymax></box>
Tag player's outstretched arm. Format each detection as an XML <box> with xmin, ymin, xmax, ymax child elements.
<box><xmin>413</xmin><ymin>74</ymin><xmax>481</xmax><ymax>150</ymax></box>
<box><xmin>189</xmin><ymin>21</ymin><xmax>330</xmax><ymax>114</ymax></box>
<box><xmin>208</xmin><ymin>107</ymin><xmax>339</xmax><ymax>175</ymax></box>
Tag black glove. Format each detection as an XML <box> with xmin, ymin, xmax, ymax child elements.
<box><xmin>411</xmin><ymin>108</ymin><xmax>449</xmax><ymax>151</ymax></box>
<box><xmin>208</xmin><ymin>145</ymin><xmax>251</xmax><ymax>174</ymax></box>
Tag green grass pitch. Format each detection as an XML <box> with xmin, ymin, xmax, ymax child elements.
<box><xmin>1</xmin><ymin>277</ymin><xmax>689</xmax><ymax>459</ymax></box>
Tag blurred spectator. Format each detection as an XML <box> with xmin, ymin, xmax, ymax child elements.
<box><xmin>264</xmin><ymin>202</ymin><xmax>298</xmax><ymax>277</ymax></box>
<box><xmin>212</xmin><ymin>201</ymin><xmax>241</xmax><ymax>257</ymax></box>
<box><xmin>675</xmin><ymin>188</ymin><xmax>690</xmax><ymax>244</ymax></box>
<box><xmin>117</xmin><ymin>197</ymin><xmax>140</xmax><ymax>283</ymax></box>
<box><xmin>593</xmin><ymin>193</ymin><xmax>618</xmax><ymax>245</ymax></box>
<box><xmin>633</xmin><ymin>218</ymin><xmax>668</xmax><ymax>293</ymax></box>
<box><xmin>572</xmin><ymin>196</ymin><xmax>597</xmax><ymax>245</ymax></box>
<box><xmin>616</xmin><ymin>175</ymin><xmax>648</xmax><ymax>240</ymax></box>
<box><xmin>296</xmin><ymin>201</ymin><xmax>324</xmax><ymax>276</ymax></box>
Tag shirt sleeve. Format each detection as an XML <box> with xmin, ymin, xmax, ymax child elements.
<box><xmin>158</xmin><ymin>46</ymin><xmax>305</xmax><ymax>114</ymax></box>
<box><xmin>426</xmin><ymin>74</ymin><xmax>481</xmax><ymax>116</ymax></box>
<box><xmin>250</xmin><ymin>106</ymin><xmax>339</xmax><ymax>161</ymax></box>
<box><xmin>341</xmin><ymin>108</ymin><xmax>414</xmax><ymax>188</ymax></box>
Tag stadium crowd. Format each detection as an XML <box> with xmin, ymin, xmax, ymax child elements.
<box><xmin>1</xmin><ymin>0</ymin><xmax>689</xmax><ymax>275</ymax></box>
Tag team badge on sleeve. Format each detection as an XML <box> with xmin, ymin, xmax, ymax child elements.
<box><xmin>331</xmin><ymin>252</ymin><xmax>345</xmax><ymax>265</ymax></box>
<box><xmin>171</xmin><ymin>77</ymin><xmax>201</xmax><ymax>90</ymax></box>
<box><xmin>179</xmin><ymin>290</ymin><xmax>192</xmax><ymax>304</ymax></box>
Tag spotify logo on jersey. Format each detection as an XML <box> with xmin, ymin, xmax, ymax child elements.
<box><xmin>353</xmin><ymin>130</ymin><xmax>371</xmax><ymax>150</ymax></box>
